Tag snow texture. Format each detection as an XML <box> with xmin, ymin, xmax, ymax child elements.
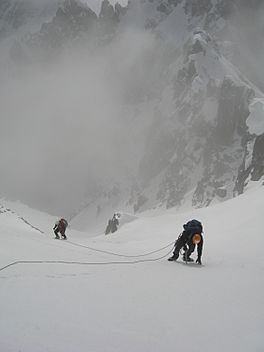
<box><xmin>247</xmin><ymin>98</ymin><xmax>264</xmax><ymax>136</ymax></box>
<box><xmin>0</xmin><ymin>184</ymin><xmax>264</xmax><ymax>352</ymax></box>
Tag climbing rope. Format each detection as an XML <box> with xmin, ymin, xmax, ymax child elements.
<box><xmin>0</xmin><ymin>247</ymin><xmax>174</xmax><ymax>273</ymax></box>
<box><xmin>65</xmin><ymin>239</ymin><xmax>175</xmax><ymax>258</ymax></box>
<box><xmin>0</xmin><ymin>209</ymin><xmax>176</xmax><ymax>273</ymax></box>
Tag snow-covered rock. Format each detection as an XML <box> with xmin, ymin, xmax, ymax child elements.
<box><xmin>0</xmin><ymin>0</ymin><xmax>264</xmax><ymax>228</ymax></box>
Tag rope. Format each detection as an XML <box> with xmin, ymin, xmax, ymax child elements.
<box><xmin>0</xmin><ymin>248</ymin><xmax>174</xmax><ymax>273</ymax></box>
<box><xmin>20</xmin><ymin>217</ymin><xmax>44</xmax><ymax>234</ymax></box>
<box><xmin>0</xmin><ymin>205</ymin><xmax>44</xmax><ymax>234</ymax></box>
<box><xmin>0</xmin><ymin>208</ymin><xmax>176</xmax><ymax>273</ymax></box>
<box><xmin>65</xmin><ymin>239</ymin><xmax>175</xmax><ymax>258</ymax></box>
<box><xmin>2</xmin><ymin>205</ymin><xmax>174</xmax><ymax>257</ymax></box>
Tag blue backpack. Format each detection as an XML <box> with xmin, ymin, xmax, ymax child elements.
<box><xmin>183</xmin><ymin>219</ymin><xmax>203</xmax><ymax>234</ymax></box>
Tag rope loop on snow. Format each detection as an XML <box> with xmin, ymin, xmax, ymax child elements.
<box><xmin>0</xmin><ymin>247</ymin><xmax>174</xmax><ymax>273</ymax></box>
<box><xmin>64</xmin><ymin>239</ymin><xmax>175</xmax><ymax>258</ymax></box>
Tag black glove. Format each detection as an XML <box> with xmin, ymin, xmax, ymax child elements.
<box><xmin>196</xmin><ymin>257</ymin><xmax>202</xmax><ymax>265</ymax></box>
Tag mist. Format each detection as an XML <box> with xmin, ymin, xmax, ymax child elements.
<box><xmin>222</xmin><ymin>1</ymin><xmax>264</xmax><ymax>92</ymax></box>
<box><xmin>0</xmin><ymin>24</ymin><xmax>157</xmax><ymax>217</ymax></box>
<box><xmin>1</xmin><ymin>0</ymin><xmax>263</xmax><ymax>219</ymax></box>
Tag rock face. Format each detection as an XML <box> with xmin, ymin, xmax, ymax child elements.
<box><xmin>0</xmin><ymin>0</ymin><xmax>59</xmax><ymax>39</ymax></box>
<box><xmin>98</xmin><ymin>0</ymin><xmax>124</xmax><ymax>42</ymax></box>
<box><xmin>123</xmin><ymin>2</ymin><xmax>264</xmax><ymax>212</ymax></box>
<box><xmin>251</xmin><ymin>135</ymin><xmax>264</xmax><ymax>181</ymax></box>
<box><xmin>2</xmin><ymin>0</ymin><xmax>127</xmax><ymax>61</ymax></box>
<box><xmin>27</xmin><ymin>0</ymin><xmax>98</xmax><ymax>58</ymax></box>
<box><xmin>1</xmin><ymin>0</ymin><xmax>264</xmax><ymax>221</ymax></box>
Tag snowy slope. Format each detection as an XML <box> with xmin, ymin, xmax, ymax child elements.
<box><xmin>0</xmin><ymin>183</ymin><xmax>263</xmax><ymax>352</ymax></box>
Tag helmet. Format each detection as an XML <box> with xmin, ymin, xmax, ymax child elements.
<box><xmin>192</xmin><ymin>233</ymin><xmax>202</xmax><ymax>244</ymax></box>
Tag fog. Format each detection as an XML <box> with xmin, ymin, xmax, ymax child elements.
<box><xmin>0</xmin><ymin>0</ymin><xmax>263</xmax><ymax>219</ymax></box>
<box><xmin>222</xmin><ymin>1</ymin><xmax>264</xmax><ymax>92</ymax></box>
<box><xmin>0</xmin><ymin>25</ymin><xmax>156</xmax><ymax>217</ymax></box>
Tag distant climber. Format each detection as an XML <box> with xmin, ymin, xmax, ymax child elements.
<box><xmin>168</xmin><ymin>219</ymin><xmax>204</xmax><ymax>264</ymax></box>
<box><xmin>105</xmin><ymin>213</ymin><xmax>120</xmax><ymax>235</ymax></box>
<box><xmin>53</xmin><ymin>218</ymin><xmax>68</xmax><ymax>240</ymax></box>
<box><xmin>111</xmin><ymin>213</ymin><xmax>120</xmax><ymax>233</ymax></box>
<box><xmin>105</xmin><ymin>219</ymin><xmax>112</xmax><ymax>235</ymax></box>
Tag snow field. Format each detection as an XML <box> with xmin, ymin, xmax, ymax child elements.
<box><xmin>0</xmin><ymin>184</ymin><xmax>264</xmax><ymax>351</ymax></box>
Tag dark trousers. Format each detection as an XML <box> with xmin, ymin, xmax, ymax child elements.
<box><xmin>54</xmin><ymin>227</ymin><xmax>66</xmax><ymax>238</ymax></box>
<box><xmin>173</xmin><ymin>232</ymin><xmax>195</xmax><ymax>258</ymax></box>
<box><xmin>183</xmin><ymin>242</ymin><xmax>195</xmax><ymax>258</ymax></box>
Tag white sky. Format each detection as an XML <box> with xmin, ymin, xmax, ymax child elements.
<box><xmin>84</xmin><ymin>0</ymin><xmax>128</xmax><ymax>14</ymax></box>
<box><xmin>0</xmin><ymin>181</ymin><xmax>263</xmax><ymax>351</ymax></box>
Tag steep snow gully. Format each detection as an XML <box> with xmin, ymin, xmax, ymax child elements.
<box><xmin>0</xmin><ymin>183</ymin><xmax>264</xmax><ymax>352</ymax></box>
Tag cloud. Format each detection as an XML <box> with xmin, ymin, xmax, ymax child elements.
<box><xmin>0</xmin><ymin>24</ymin><xmax>156</xmax><ymax>216</ymax></box>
